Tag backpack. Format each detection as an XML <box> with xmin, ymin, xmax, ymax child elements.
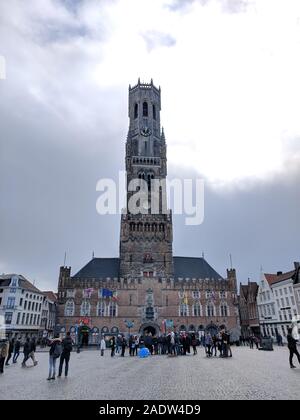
<box><xmin>63</xmin><ymin>339</ymin><xmax>73</xmax><ymax>353</ymax></box>
<box><xmin>53</xmin><ymin>342</ymin><xmax>62</xmax><ymax>358</ymax></box>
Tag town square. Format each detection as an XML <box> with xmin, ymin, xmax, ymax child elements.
<box><xmin>1</xmin><ymin>345</ymin><xmax>300</xmax><ymax>400</ymax></box>
<box><xmin>1</xmin><ymin>0</ymin><xmax>300</xmax><ymax>402</ymax></box>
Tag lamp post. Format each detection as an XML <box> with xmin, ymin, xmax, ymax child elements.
<box><xmin>124</xmin><ymin>320</ymin><xmax>134</xmax><ymax>336</ymax></box>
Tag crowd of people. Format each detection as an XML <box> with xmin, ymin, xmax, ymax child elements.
<box><xmin>106</xmin><ymin>331</ymin><xmax>200</xmax><ymax>357</ymax></box>
<box><xmin>1</xmin><ymin>327</ymin><xmax>299</xmax><ymax>379</ymax></box>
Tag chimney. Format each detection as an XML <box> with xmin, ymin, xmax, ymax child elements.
<box><xmin>277</xmin><ymin>271</ymin><xmax>283</xmax><ymax>276</ymax></box>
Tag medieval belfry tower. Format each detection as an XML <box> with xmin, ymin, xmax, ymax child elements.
<box><xmin>119</xmin><ymin>79</ymin><xmax>174</xmax><ymax>279</ymax></box>
<box><xmin>57</xmin><ymin>79</ymin><xmax>239</xmax><ymax>341</ymax></box>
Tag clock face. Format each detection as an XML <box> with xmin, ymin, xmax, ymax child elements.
<box><xmin>140</xmin><ymin>127</ymin><xmax>152</xmax><ymax>137</ymax></box>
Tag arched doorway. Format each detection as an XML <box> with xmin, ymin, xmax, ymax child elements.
<box><xmin>206</xmin><ymin>323</ymin><xmax>218</xmax><ymax>337</ymax></box>
<box><xmin>139</xmin><ymin>322</ymin><xmax>160</xmax><ymax>336</ymax></box>
<box><xmin>79</xmin><ymin>326</ymin><xmax>90</xmax><ymax>346</ymax></box>
<box><xmin>144</xmin><ymin>326</ymin><xmax>156</xmax><ymax>336</ymax></box>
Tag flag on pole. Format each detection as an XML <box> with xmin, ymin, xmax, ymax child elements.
<box><xmin>101</xmin><ymin>288</ymin><xmax>113</xmax><ymax>298</ymax></box>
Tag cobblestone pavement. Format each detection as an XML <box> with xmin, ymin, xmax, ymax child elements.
<box><xmin>1</xmin><ymin>346</ymin><xmax>299</xmax><ymax>400</ymax></box>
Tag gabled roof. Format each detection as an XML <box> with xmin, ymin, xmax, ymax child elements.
<box><xmin>264</xmin><ymin>270</ymin><xmax>295</xmax><ymax>286</ymax></box>
<box><xmin>173</xmin><ymin>257</ymin><xmax>223</xmax><ymax>280</ymax></box>
<box><xmin>0</xmin><ymin>274</ymin><xmax>42</xmax><ymax>293</ymax></box>
<box><xmin>239</xmin><ymin>282</ymin><xmax>258</xmax><ymax>300</ymax></box>
<box><xmin>43</xmin><ymin>291</ymin><xmax>57</xmax><ymax>302</ymax></box>
<box><xmin>73</xmin><ymin>258</ymin><xmax>120</xmax><ymax>279</ymax></box>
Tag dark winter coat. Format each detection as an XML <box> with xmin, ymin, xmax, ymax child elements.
<box><xmin>287</xmin><ymin>333</ymin><xmax>298</xmax><ymax>351</ymax></box>
<box><xmin>62</xmin><ymin>336</ymin><xmax>73</xmax><ymax>354</ymax></box>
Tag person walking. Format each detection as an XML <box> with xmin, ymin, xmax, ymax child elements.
<box><xmin>28</xmin><ymin>337</ymin><xmax>38</xmax><ymax>366</ymax></box>
<box><xmin>5</xmin><ymin>338</ymin><xmax>14</xmax><ymax>366</ymax></box>
<box><xmin>47</xmin><ymin>334</ymin><xmax>62</xmax><ymax>380</ymax></box>
<box><xmin>287</xmin><ymin>327</ymin><xmax>300</xmax><ymax>369</ymax></box>
<box><xmin>22</xmin><ymin>337</ymin><xmax>31</xmax><ymax>367</ymax></box>
<box><xmin>58</xmin><ymin>332</ymin><xmax>73</xmax><ymax>378</ymax></box>
<box><xmin>249</xmin><ymin>335</ymin><xmax>254</xmax><ymax>349</ymax></box>
<box><xmin>13</xmin><ymin>337</ymin><xmax>21</xmax><ymax>363</ymax></box>
<box><xmin>110</xmin><ymin>336</ymin><xmax>116</xmax><ymax>357</ymax></box>
<box><xmin>100</xmin><ymin>336</ymin><xmax>106</xmax><ymax>356</ymax></box>
<box><xmin>254</xmin><ymin>335</ymin><xmax>260</xmax><ymax>350</ymax></box>
<box><xmin>0</xmin><ymin>339</ymin><xmax>9</xmax><ymax>374</ymax></box>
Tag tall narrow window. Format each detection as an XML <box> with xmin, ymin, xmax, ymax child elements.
<box><xmin>143</xmin><ymin>101</ymin><xmax>148</xmax><ymax>117</ymax></box>
<box><xmin>109</xmin><ymin>301</ymin><xmax>117</xmax><ymax>317</ymax></box>
<box><xmin>193</xmin><ymin>303</ymin><xmax>201</xmax><ymax>317</ymax></box>
<box><xmin>134</xmin><ymin>103</ymin><xmax>138</xmax><ymax>119</ymax></box>
<box><xmin>152</xmin><ymin>104</ymin><xmax>156</xmax><ymax>120</ymax></box>
<box><xmin>207</xmin><ymin>304</ymin><xmax>214</xmax><ymax>317</ymax></box>
<box><xmin>97</xmin><ymin>300</ymin><xmax>106</xmax><ymax>317</ymax></box>
<box><xmin>80</xmin><ymin>300</ymin><xmax>90</xmax><ymax>316</ymax></box>
<box><xmin>65</xmin><ymin>300</ymin><xmax>75</xmax><ymax>316</ymax></box>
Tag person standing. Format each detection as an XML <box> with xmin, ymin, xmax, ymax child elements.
<box><xmin>205</xmin><ymin>333</ymin><xmax>213</xmax><ymax>357</ymax></box>
<box><xmin>100</xmin><ymin>336</ymin><xmax>106</xmax><ymax>356</ymax></box>
<box><xmin>47</xmin><ymin>334</ymin><xmax>62</xmax><ymax>380</ymax></box>
<box><xmin>191</xmin><ymin>333</ymin><xmax>197</xmax><ymax>355</ymax></box>
<box><xmin>58</xmin><ymin>332</ymin><xmax>73</xmax><ymax>378</ymax></box>
<box><xmin>5</xmin><ymin>338</ymin><xmax>14</xmax><ymax>366</ymax></box>
<box><xmin>13</xmin><ymin>337</ymin><xmax>21</xmax><ymax>363</ymax></box>
<box><xmin>134</xmin><ymin>336</ymin><xmax>139</xmax><ymax>356</ymax></box>
<box><xmin>121</xmin><ymin>336</ymin><xmax>127</xmax><ymax>357</ymax></box>
<box><xmin>287</xmin><ymin>327</ymin><xmax>300</xmax><ymax>369</ymax></box>
<box><xmin>128</xmin><ymin>335</ymin><xmax>134</xmax><ymax>357</ymax></box>
<box><xmin>110</xmin><ymin>336</ymin><xmax>116</xmax><ymax>357</ymax></box>
<box><xmin>0</xmin><ymin>339</ymin><xmax>9</xmax><ymax>374</ymax></box>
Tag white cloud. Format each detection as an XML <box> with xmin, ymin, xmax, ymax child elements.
<box><xmin>1</xmin><ymin>0</ymin><xmax>300</xmax><ymax>184</ymax></box>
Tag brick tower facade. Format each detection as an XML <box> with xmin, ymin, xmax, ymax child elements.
<box><xmin>120</xmin><ymin>80</ymin><xmax>173</xmax><ymax>279</ymax></box>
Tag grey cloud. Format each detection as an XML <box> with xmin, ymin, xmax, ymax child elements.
<box><xmin>168</xmin><ymin>160</ymin><xmax>300</xmax><ymax>285</ymax></box>
<box><xmin>142</xmin><ymin>31</ymin><xmax>176</xmax><ymax>52</ymax></box>
<box><xmin>0</xmin><ymin>0</ymin><xmax>299</xmax><ymax>293</ymax></box>
<box><xmin>166</xmin><ymin>0</ymin><xmax>252</xmax><ymax>14</ymax></box>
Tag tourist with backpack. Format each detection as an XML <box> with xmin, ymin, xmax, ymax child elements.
<box><xmin>58</xmin><ymin>332</ymin><xmax>73</xmax><ymax>378</ymax></box>
<box><xmin>47</xmin><ymin>334</ymin><xmax>62</xmax><ymax>380</ymax></box>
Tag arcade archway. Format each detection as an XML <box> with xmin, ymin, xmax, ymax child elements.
<box><xmin>139</xmin><ymin>322</ymin><xmax>160</xmax><ymax>336</ymax></box>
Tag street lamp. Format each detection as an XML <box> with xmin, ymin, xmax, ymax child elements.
<box><xmin>124</xmin><ymin>320</ymin><xmax>134</xmax><ymax>336</ymax></box>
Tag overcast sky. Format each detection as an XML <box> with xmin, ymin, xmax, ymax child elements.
<box><xmin>1</xmin><ymin>0</ymin><xmax>300</xmax><ymax>291</ymax></box>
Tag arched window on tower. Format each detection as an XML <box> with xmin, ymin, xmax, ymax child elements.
<box><xmin>220</xmin><ymin>304</ymin><xmax>229</xmax><ymax>317</ymax></box>
<box><xmin>80</xmin><ymin>300</ymin><xmax>91</xmax><ymax>316</ymax></box>
<box><xmin>152</xmin><ymin>104</ymin><xmax>156</xmax><ymax>120</ymax></box>
<box><xmin>134</xmin><ymin>103</ymin><xmax>138</xmax><ymax>119</ymax></box>
<box><xmin>143</xmin><ymin>102</ymin><xmax>148</xmax><ymax>117</ymax></box>
<box><xmin>97</xmin><ymin>300</ymin><xmax>106</xmax><ymax>317</ymax></box>
<box><xmin>108</xmin><ymin>301</ymin><xmax>117</xmax><ymax>317</ymax></box>
<box><xmin>179</xmin><ymin>303</ymin><xmax>189</xmax><ymax>317</ymax></box>
<box><xmin>207</xmin><ymin>304</ymin><xmax>214</xmax><ymax>317</ymax></box>
<box><xmin>64</xmin><ymin>300</ymin><xmax>74</xmax><ymax>317</ymax></box>
<box><xmin>193</xmin><ymin>302</ymin><xmax>201</xmax><ymax>317</ymax></box>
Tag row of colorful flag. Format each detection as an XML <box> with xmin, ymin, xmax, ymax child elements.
<box><xmin>83</xmin><ymin>288</ymin><xmax>118</xmax><ymax>300</ymax></box>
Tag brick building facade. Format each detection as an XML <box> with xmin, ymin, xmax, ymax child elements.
<box><xmin>239</xmin><ymin>281</ymin><xmax>260</xmax><ymax>338</ymax></box>
<box><xmin>57</xmin><ymin>80</ymin><xmax>240</xmax><ymax>344</ymax></box>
